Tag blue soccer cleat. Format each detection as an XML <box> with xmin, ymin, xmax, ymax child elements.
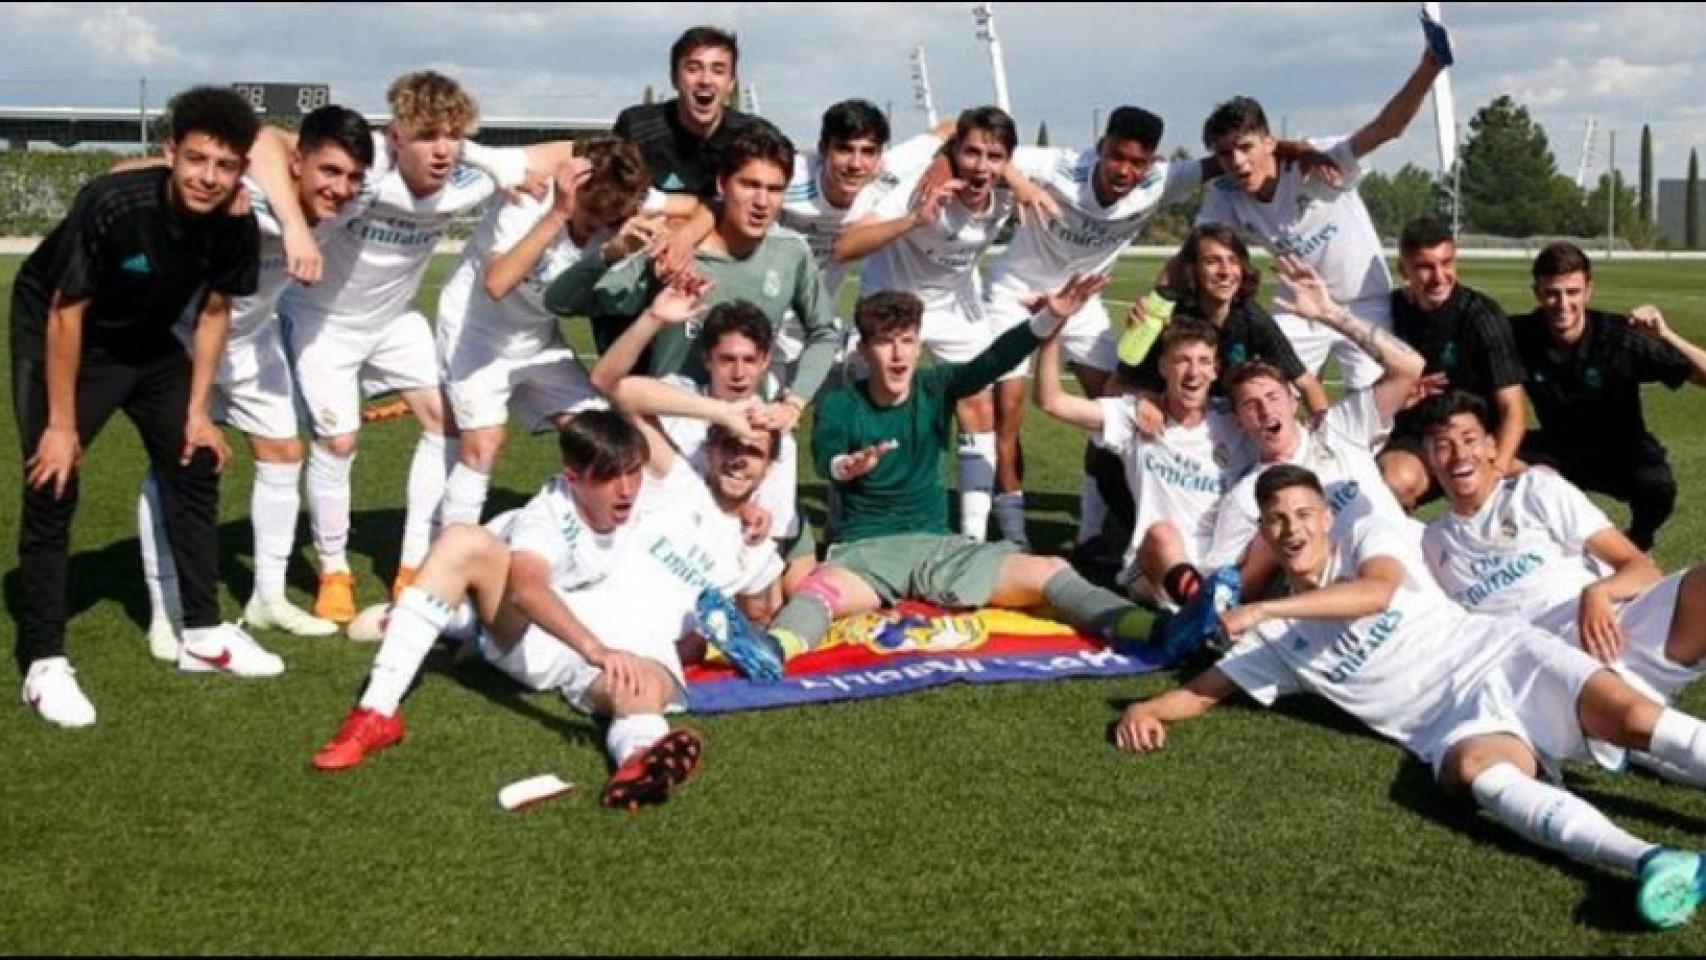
<box><xmin>1151</xmin><ymin>566</ymin><xmax>1241</xmax><ymax>662</ymax></box>
<box><xmin>1419</xmin><ymin>9</ymin><xmax>1455</xmax><ymax>68</ymax></box>
<box><xmin>1637</xmin><ymin>849</ymin><xmax>1706</xmax><ymax>930</ymax></box>
<box><xmin>695</xmin><ymin>587</ymin><xmax>784</xmax><ymax>683</ymax></box>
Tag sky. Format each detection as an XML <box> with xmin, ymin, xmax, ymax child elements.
<box><xmin>2</xmin><ymin>2</ymin><xmax>1703</xmax><ymax>185</ymax></box>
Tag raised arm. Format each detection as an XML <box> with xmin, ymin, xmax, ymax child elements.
<box><xmin>1272</xmin><ymin>256</ymin><xmax>1422</xmax><ymax>421</ymax></box>
<box><xmin>1347</xmin><ymin>50</ymin><xmax>1447</xmax><ymax>159</ymax></box>
<box><xmin>587</xmin><ymin>271</ymin><xmax>710</xmax><ymax>395</ymax></box>
<box><xmin>247</xmin><ymin>125</ymin><xmax>320</xmax><ymax>283</ymax></box>
<box><xmin>1628</xmin><ymin>304</ymin><xmax>1706</xmax><ymax>388</ymax></box>
<box><xmin>1032</xmin><ymin>329</ymin><xmax>1106</xmax><ymax>434</ymax></box>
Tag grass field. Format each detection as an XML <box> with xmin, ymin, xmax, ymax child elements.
<box><xmin>2</xmin><ymin>252</ymin><xmax>1705</xmax><ymax>954</ymax></box>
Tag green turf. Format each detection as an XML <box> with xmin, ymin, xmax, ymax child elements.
<box><xmin>1</xmin><ymin>253</ymin><xmax>1704</xmax><ymax>954</ymax></box>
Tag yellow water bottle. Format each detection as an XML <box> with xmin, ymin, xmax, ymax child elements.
<box><xmin>1117</xmin><ymin>290</ymin><xmax>1173</xmax><ymax>366</ymax></box>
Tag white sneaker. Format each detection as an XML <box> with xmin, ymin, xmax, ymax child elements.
<box><xmin>244</xmin><ymin>595</ymin><xmax>338</xmax><ymax>638</ymax></box>
<box><xmin>177</xmin><ymin>623</ymin><xmax>285</xmax><ymax>678</ymax></box>
<box><xmin>147</xmin><ymin>615</ymin><xmax>182</xmax><ymax>662</ymax></box>
<box><xmin>22</xmin><ymin>657</ymin><xmax>97</xmax><ymax>728</ymax></box>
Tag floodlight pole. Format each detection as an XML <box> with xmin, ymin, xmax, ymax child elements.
<box><xmin>972</xmin><ymin>3</ymin><xmax>1012</xmax><ymax>113</ymax></box>
<box><xmin>910</xmin><ymin>45</ymin><xmax>939</xmax><ymax>128</ymax></box>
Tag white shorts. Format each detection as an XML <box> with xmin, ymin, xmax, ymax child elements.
<box><xmin>1273</xmin><ymin>294</ymin><xmax>1393</xmax><ymax>390</ymax></box>
<box><xmin>1549</xmin><ymin>572</ymin><xmax>1697</xmax><ymax>704</ymax></box>
<box><xmin>213</xmin><ymin>321</ymin><xmax>300</xmax><ymax>441</ymax></box>
<box><xmin>1409</xmin><ymin>624</ymin><xmax>1621</xmax><ymax>780</ymax></box>
<box><xmin>477</xmin><ymin>618</ymin><xmax>687</xmax><ymax>716</ymax></box>
<box><xmin>985</xmin><ymin>292</ymin><xmax>1117</xmax><ymax>380</ymax></box>
<box><xmin>444</xmin><ymin>347</ymin><xmax>596</xmax><ymax>433</ymax></box>
<box><xmin>920</xmin><ymin>302</ymin><xmax>994</xmax><ymax>366</ymax></box>
<box><xmin>289</xmin><ymin>310</ymin><xmax>439</xmax><ymax>437</ymax></box>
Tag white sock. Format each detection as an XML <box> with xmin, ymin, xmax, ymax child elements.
<box><xmin>359</xmin><ymin>586</ymin><xmax>454</xmax><ymax>716</ymax></box>
<box><xmin>1077</xmin><ymin>473</ymin><xmax>1108</xmax><ymax>545</ymax></box>
<box><xmin>401</xmin><ymin>431</ymin><xmax>450</xmax><ymax>568</ymax></box>
<box><xmin>440</xmin><ymin>461</ymin><xmax>491</xmax><ymax>528</ymax></box>
<box><xmin>994</xmin><ymin>491</ymin><xmax>1028</xmax><ymax>544</ymax></box>
<box><xmin>308</xmin><ymin>445</ymin><xmax>355</xmax><ymax>574</ymax></box>
<box><xmin>1630</xmin><ymin>751</ymin><xmax>1706</xmax><ymax>788</ymax></box>
<box><xmin>606</xmin><ymin>713</ymin><xmax>669</xmax><ymax>766</ymax></box>
<box><xmin>957</xmin><ymin>432</ymin><xmax>996</xmax><ymax>542</ymax></box>
<box><xmin>1470</xmin><ymin>762</ymin><xmax>1656</xmax><ymax>875</ymax></box>
<box><xmin>250</xmin><ymin>461</ymin><xmax>303</xmax><ymax>602</ymax></box>
<box><xmin>137</xmin><ymin>471</ymin><xmax>182</xmax><ymax>625</ymax></box>
<box><xmin>1647</xmin><ymin>709</ymin><xmax>1706</xmax><ymax>783</ymax></box>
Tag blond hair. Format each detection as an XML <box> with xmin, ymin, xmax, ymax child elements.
<box><xmin>387</xmin><ymin>71</ymin><xmax>478</xmax><ymax>137</ymax></box>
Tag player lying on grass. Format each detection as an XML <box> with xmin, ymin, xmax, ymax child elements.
<box><xmin>1418</xmin><ymin>392</ymin><xmax>1706</xmax><ymax>782</ymax></box>
<box><xmin>1034</xmin><ymin>318</ymin><xmax>1254</xmax><ymax>614</ymax></box>
<box><xmin>707</xmin><ymin>276</ymin><xmax>1160</xmax><ymax>681</ymax></box>
<box><xmin>311</xmin><ymin>406</ymin><xmax>782</xmax><ymax>810</ymax></box>
<box><xmin>1117</xmin><ymin>463</ymin><xmax>1706</xmax><ymax>931</ymax></box>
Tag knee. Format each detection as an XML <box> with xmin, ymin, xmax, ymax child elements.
<box><xmin>459</xmin><ymin>432</ymin><xmax>505</xmax><ymax>472</ymax></box>
<box><xmin>252</xmin><ymin>436</ymin><xmax>304</xmax><ymax>464</ymax></box>
<box><xmin>606</xmin><ymin>663</ymin><xmax>675</xmax><ymax>716</ymax></box>
<box><xmin>317</xmin><ymin>433</ymin><xmax>358</xmax><ymax>458</ymax></box>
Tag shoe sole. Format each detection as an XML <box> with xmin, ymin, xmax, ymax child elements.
<box><xmin>601</xmin><ymin>730</ymin><xmax>704</xmax><ymax>810</ymax></box>
<box><xmin>312</xmin><ymin>731</ymin><xmax>405</xmax><ymax>772</ymax></box>
<box><xmin>1638</xmin><ymin>868</ymin><xmax>1702</xmax><ymax>929</ymax></box>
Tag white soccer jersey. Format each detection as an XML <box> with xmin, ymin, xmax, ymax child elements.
<box><xmin>1095</xmin><ymin>397</ymin><xmax>1255</xmax><ymax>575</ymax></box>
<box><xmin>1218</xmin><ymin>517</ymin><xmax>1516</xmax><ymax>747</ymax></box>
<box><xmin>1196</xmin><ymin>137</ymin><xmax>1390</xmax><ymax>305</ymax></box>
<box><xmin>283</xmin><ymin>133</ymin><xmax>504</xmax><ymax>331</ymax></box>
<box><xmin>1206</xmin><ymin>389</ymin><xmax>1412</xmax><ymax>567</ymax></box>
<box><xmin>851</xmin><ymin>162</ymin><xmax>1013</xmax><ymax>318</ymax></box>
<box><xmin>1423</xmin><ymin>470</ymin><xmax>1613</xmax><ymax>634</ymax></box>
<box><xmin>986</xmin><ymin>148</ymin><xmax>1202</xmax><ymax>300</ymax></box>
<box><xmin>655</xmin><ymin>374</ymin><xmax>800</xmax><ymax>541</ymax></box>
<box><xmin>781</xmin><ymin>133</ymin><xmax>942</xmax><ymax>300</ymax></box>
<box><xmin>501</xmin><ymin>453</ymin><xmax>777</xmax><ymax>596</ymax></box>
<box><xmin>437</xmin><ymin>185</ymin><xmax>667</xmax><ymax>361</ymax></box>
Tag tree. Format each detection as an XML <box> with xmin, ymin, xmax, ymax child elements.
<box><xmin>1459</xmin><ymin>95</ymin><xmax>1572</xmax><ymax>237</ymax></box>
<box><xmin>1584</xmin><ymin>169</ymin><xmax>1646</xmax><ymax>247</ymax></box>
<box><xmin>1639</xmin><ymin>123</ymin><xmax>1653</xmax><ymax>224</ymax></box>
<box><xmin>1360</xmin><ymin>163</ymin><xmax>1439</xmax><ymax>239</ymax></box>
<box><xmin>1689</xmin><ymin>148</ymin><xmax>1700</xmax><ymax>249</ymax></box>
<box><xmin>1036</xmin><ymin>121</ymin><xmax>1049</xmax><ymax>147</ymax></box>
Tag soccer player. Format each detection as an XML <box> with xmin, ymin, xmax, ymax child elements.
<box><xmin>1378</xmin><ymin>218</ymin><xmax>1527</xmax><ymax>510</ymax></box>
<box><xmin>614</xmin><ymin>25</ymin><xmax>752</xmax><ymax>200</ymax></box>
<box><xmin>592</xmin><ymin>282</ymin><xmax>813</xmax><ymax>591</ymax></box>
<box><xmin>832</xmin><ymin>107</ymin><xmax>1021</xmax><ymax>542</ymax></box>
<box><xmin>12</xmin><ymin>87</ymin><xmax>273</xmax><ymax>727</ymax></box>
<box><xmin>254</xmin><ymin>71</ymin><xmax>564</xmax><ymax>622</ymax></box>
<box><xmin>1195</xmin><ymin>43</ymin><xmax>1446</xmax><ymax>389</ymax></box>
<box><xmin>1117</xmin><ymin>464</ymin><xmax>1706</xmax><ymax>930</ymax></box>
<box><xmin>433</xmin><ymin>138</ymin><xmax>679</xmax><ymax>527</ymax></box>
<box><xmin>548</xmin><ymin>120</ymin><xmax>838</xmax><ymax>435</ymax></box>
<box><xmin>776</xmin><ymin>99</ymin><xmax>948</xmax><ymax>378</ymax></box>
<box><xmin>1035</xmin><ymin>319</ymin><xmax>1255</xmax><ymax>608</ymax></box>
<box><xmin>1511</xmin><ymin>243</ymin><xmax>1706</xmax><ymax>551</ymax></box>
<box><xmin>311</xmin><ymin>407</ymin><xmax>781</xmax><ymax>809</ymax></box>
<box><xmin>727</xmin><ymin>277</ymin><xmax>1157</xmax><ymax>679</ymax></box>
<box><xmin>134</xmin><ymin>105</ymin><xmax>375</xmax><ymax>657</ymax></box>
<box><xmin>1203</xmin><ymin>259</ymin><xmax>1425</xmax><ymax>579</ymax></box>
<box><xmin>1418</xmin><ymin>392</ymin><xmax>1706</xmax><ymax>714</ymax></box>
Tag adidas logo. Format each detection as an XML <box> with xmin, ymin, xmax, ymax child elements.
<box><xmin>121</xmin><ymin>253</ymin><xmax>151</xmax><ymax>275</ymax></box>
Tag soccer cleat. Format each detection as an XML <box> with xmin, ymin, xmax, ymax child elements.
<box><xmin>21</xmin><ymin>657</ymin><xmax>96</xmax><ymax>728</ymax></box>
<box><xmin>147</xmin><ymin>615</ymin><xmax>182</xmax><ymax>662</ymax></box>
<box><xmin>1152</xmin><ymin>566</ymin><xmax>1241</xmax><ymax>661</ymax></box>
<box><xmin>391</xmin><ymin>566</ymin><xmax>418</xmax><ymax>602</ymax></box>
<box><xmin>694</xmin><ymin>587</ymin><xmax>783</xmax><ymax>682</ymax></box>
<box><xmin>177</xmin><ymin>623</ymin><xmax>286</xmax><ymax>677</ymax></box>
<box><xmin>244</xmin><ymin>595</ymin><xmax>339</xmax><ymax>638</ymax></box>
<box><xmin>1637</xmin><ymin>849</ymin><xmax>1706</xmax><ymax>930</ymax></box>
<box><xmin>314</xmin><ymin>572</ymin><xmax>356</xmax><ymax>624</ymax></box>
<box><xmin>312</xmin><ymin>707</ymin><xmax>406</xmax><ymax>772</ymax></box>
<box><xmin>1419</xmin><ymin>9</ymin><xmax>1455</xmax><ymax>67</ymax></box>
<box><xmin>361</xmin><ymin>396</ymin><xmax>412</xmax><ymax>423</ymax></box>
<box><xmin>600</xmin><ymin>727</ymin><xmax>705</xmax><ymax>811</ymax></box>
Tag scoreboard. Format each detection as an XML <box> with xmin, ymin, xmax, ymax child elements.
<box><xmin>230</xmin><ymin>82</ymin><xmax>331</xmax><ymax>120</ymax></box>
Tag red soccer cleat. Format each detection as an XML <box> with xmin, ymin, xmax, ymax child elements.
<box><xmin>600</xmin><ymin>727</ymin><xmax>705</xmax><ymax>811</ymax></box>
<box><xmin>312</xmin><ymin>707</ymin><xmax>405</xmax><ymax>772</ymax></box>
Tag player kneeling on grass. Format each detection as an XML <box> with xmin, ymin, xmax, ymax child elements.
<box><xmin>312</xmin><ymin>407</ymin><xmax>782</xmax><ymax>809</ymax></box>
<box><xmin>1418</xmin><ymin>392</ymin><xmax>1706</xmax><ymax>782</ymax></box>
<box><xmin>714</xmin><ymin>276</ymin><xmax>1159</xmax><ymax>680</ymax></box>
<box><xmin>1117</xmin><ymin>464</ymin><xmax>1706</xmax><ymax>930</ymax></box>
<box><xmin>1033</xmin><ymin>318</ymin><xmax>1255</xmax><ymax>627</ymax></box>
